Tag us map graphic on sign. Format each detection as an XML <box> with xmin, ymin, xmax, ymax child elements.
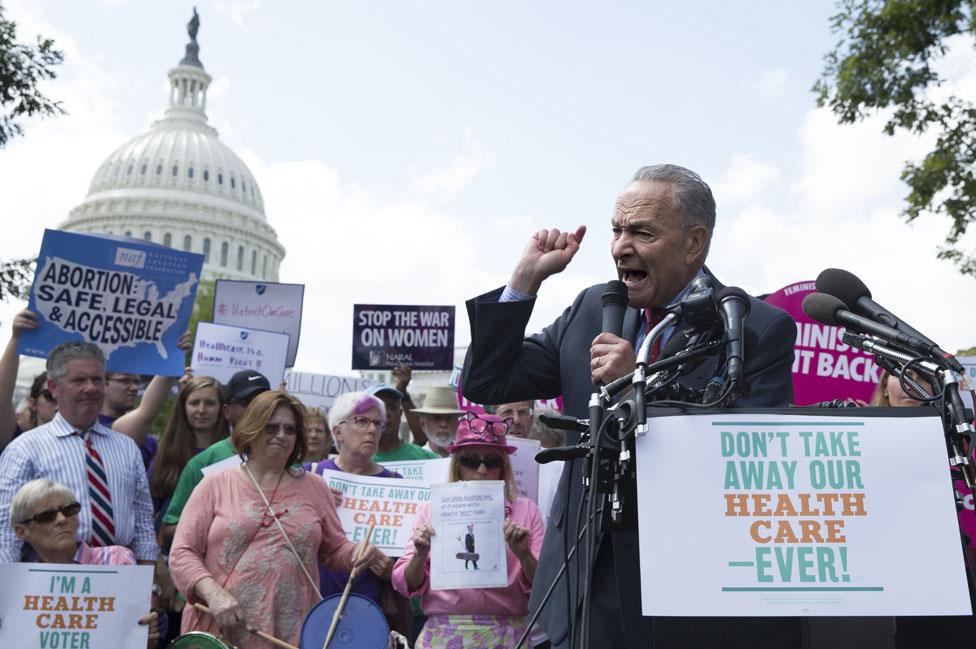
<box><xmin>19</xmin><ymin>230</ymin><xmax>204</xmax><ymax>376</ymax></box>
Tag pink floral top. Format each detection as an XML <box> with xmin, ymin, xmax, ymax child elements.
<box><xmin>170</xmin><ymin>467</ymin><xmax>355</xmax><ymax>649</ymax></box>
<box><xmin>391</xmin><ymin>496</ymin><xmax>545</xmax><ymax>617</ymax></box>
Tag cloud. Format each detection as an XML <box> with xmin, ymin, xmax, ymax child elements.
<box><xmin>744</xmin><ymin>67</ymin><xmax>790</xmax><ymax>100</ymax></box>
<box><xmin>234</xmin><ymin>152</ymin><xmax>502</xmax><ymax>373</ymax></box>
<box><xmin>711</xmin><ymin>106</ymin><xmax>976</xmax><ymax>353</ymax></box>
<box><xmin>410</xmin><ymin>141</ymin><xmax>496</xmax><ymax>202</ymax></box>
<box><xmin>213</xmin><ymin>0</ymin><xmax>261</xmax><ymax>35</ymax></box>
<box><xmin>712</xmin><ymin>154</ymin><xmax>780</xmax><ymax>207</ymax></box>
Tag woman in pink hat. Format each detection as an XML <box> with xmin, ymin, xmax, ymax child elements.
<box><xmin>392</xmin><ymin>413</ymin><xmax>545</xmax><ymax>648</ymax></box>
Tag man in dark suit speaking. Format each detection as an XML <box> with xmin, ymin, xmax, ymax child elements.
<box><xmin>462</xmin><ymin>164</ymin><xmax>797</xmax><ymax>648</ymax></box>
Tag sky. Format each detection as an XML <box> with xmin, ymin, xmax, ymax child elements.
<box><xmin>1</xmin><ymin>0</ymin><xmax>974</xmax><ymax>376</ymax></box>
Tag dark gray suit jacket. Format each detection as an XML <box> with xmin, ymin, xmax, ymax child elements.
<box><xmin>462</xmin><ymin>279</ymin><xmax>798</xmax><ymax>649</ymax></box>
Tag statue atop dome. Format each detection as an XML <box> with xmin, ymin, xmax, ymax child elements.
<box><xmin>180</xmin><ymin>8</ymin><xmax>203</xmax><ymax>68</ymax></box>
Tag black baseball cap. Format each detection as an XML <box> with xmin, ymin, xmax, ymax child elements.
<box><xmin>223</xmin><ymin>370</ymin><xmax>271</xmax><ymax>403</ymax></box>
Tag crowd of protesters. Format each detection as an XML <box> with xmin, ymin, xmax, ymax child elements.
<box><xmin>0</xmin><ymin>307</ymin><xmax>571</xmax><ymax>649</ymax></box>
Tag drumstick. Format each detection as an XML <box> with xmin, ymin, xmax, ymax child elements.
<box><xmin>193</xmin><ymin>602</ymin><xmax>299</xmax><ymax>649</ymax></box>
<box><xmin>322</xmin><ymin>522</ymin><xmax>377</xmax><ymax>649</ymax></box>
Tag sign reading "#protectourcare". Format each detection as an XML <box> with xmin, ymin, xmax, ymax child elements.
<box><xmin>213</xmin><ymin>280</ymin><xmax>305</xmax><ymax>367</ymax></box>
<box><xmin>352</xmin><ymin>304</ymin><xmax>455</xmax><ymax>370</ymax></box>
<box><xmin>19</xmin><ymin>230</ymin><xmax>203</xmax><ymax>377</ymax></box>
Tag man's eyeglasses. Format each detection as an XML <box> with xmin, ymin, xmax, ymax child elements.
<box><xmin>461</xmin><ymin>412</ymin><xmax>511</xmax><ymax>435</ymax></box>
<box><xmin>107</xmin><ymin>377</ymin><xmax>139</xmax><ymax>387</ymax></box>
<box><xmin>20</xmin><ymin>502</ymin><xmax>81</xmax><ymax>525</ymax></box>
<box><xmin>458</xmin><ymin>454</ymin><xmax>504</xmax><ymax>470</ymax></box>
<box><xmin>264</xmin><ymin>422</ymin><xmax>298</xmax><ymax>436</ymax></box>
<box><xmin>343</xmin><ymin>416</ymin><xmax>386</xmax><ymax>431</ymax></box>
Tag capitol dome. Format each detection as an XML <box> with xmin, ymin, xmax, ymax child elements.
<box><xmin>60</xmin><ymin>11</ymin><xmax>285</xmax><ymax>281</ymax></box>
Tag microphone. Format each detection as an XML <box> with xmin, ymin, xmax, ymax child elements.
<box><xmin>701</xmin><ymin>326</ymin><xmax>759</xmax><ymax>404</ymax></box>
<box><xmin>802</xmin><ymin>293</ymin><xmax>940</xmax><ymax>358</ymax></box>
<box><xmin>601</xmin><ymin>280</ymin><xmax>629</xmax><ymax>338</ymax></box>
<box><xmin>717</xmin><ymin>287</ymin><xmax>751</xmax><ymax>385</ymax></box>
<box><xmin>538</xmin><ymin>413</ymin><xmax>588</xmax><ymax>433</ymax></box>
<box><xmin>815</xmin><ymin>268</ymin><xmax>962</xmax><ymax>372</ymax></box>
<box><xmin>535</xmin><ymin>445</ymin><xmax>590</xmax><ymax>464</ymax></box>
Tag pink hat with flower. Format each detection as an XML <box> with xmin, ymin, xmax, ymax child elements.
<box><xmin>446</xmin><ymin>413</ymin><xmax>518</xmax><ymax>454</ymax></box>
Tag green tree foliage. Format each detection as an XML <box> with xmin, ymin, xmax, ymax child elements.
<box><xmin>814</xmin><ymin>0</ymin><xmax>976</xmax><ymax>276</ymax></box>
<box><xmin>0</xmin><ymin>257</ymin><xmax>35</xmax><ymax>302</ymax></box>
<box><xmin>0</xmin><ymin>2</ymin><xmax>65</xmax><ymax>147</ymax></box>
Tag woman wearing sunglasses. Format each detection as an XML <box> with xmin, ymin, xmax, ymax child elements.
<box><xmin>8</xmin><ymin>478</ymin><xmax>160</xmax><ymax>647</ymax></box>
<box><xmin>169</xmin><ymin>390</ymin><xmax>377</xmax><ymax>648</ymax></box>
<box><xmin>304</xmin><ymin>391</ymin><xmax>409</xmax><ymax>633</ymax></box>
<box><xmin>392</xmin><ymin>413</ymin><xmax>545</xmax><ymax>648</ymax></box>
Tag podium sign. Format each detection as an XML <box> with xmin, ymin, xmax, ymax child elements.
<box><xmin>635</xmin><ymin>409</ymin><xmax>971</xmax><ymax>616</ymax></box>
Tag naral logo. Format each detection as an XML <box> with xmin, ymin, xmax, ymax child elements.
<box><xmin>255</xmin><ymin>284</ymin><xmax>267</xmax><ymax>295</ymax></box>
<box><xmin>114</xmin><ymin>247</ymin><xmax>146</xmax><ymax>269</ymax></box>
<box><xmin>240</xmin><ymin>330</ymin><xmax>249</xmax><ymax>341</ymax></box>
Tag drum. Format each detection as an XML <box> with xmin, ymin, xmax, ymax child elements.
<box><xmin>166</xmin><ymin>632</ymin><xmax>235</xmax><ymax>649</ymax></box>
<box><xmin>300</xmin><ymin>593</ymin><xmax>389</xmax><ymax>649</ymax></box>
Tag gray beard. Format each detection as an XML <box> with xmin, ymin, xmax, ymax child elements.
<box><xmin>428</xmin><ymin>431</ymin><xmax>454</xmax><ymax>448</ymax></box>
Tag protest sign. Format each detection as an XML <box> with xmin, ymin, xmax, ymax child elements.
<box><xmin>430</xmin><ymin>480</ymin><xmax>507</xmax><ymax>590</ymax></box>
<box><xmin>635</xmin><ymin>411</ymin><xmax>971</xmax><ymax>616</ymax></box>
<box><xmin>285</xmin><ymin>371</ymin><xmax>374</xmax><ymax>410</ymax></box>
<box><xmin>508</xmin><ymin>436</ymin><xmax>541</xmax><ymax>503</ymax></box>
<box><xmin>764</xmin><ymin>281</ymin><xmax>880</xmax><ymax>405</ymax></box>
<box><xmin>379</xmin><ymin>457</ymin><xmax>452</xmax><ymax>484</ymax></box>
<box><xmin>213</xmin><ymin>280</ymin><xmax>305</xmax><ymax>366</ymax></box>
<box><xmin>537</xmin><ymin>460</ymin><xmax>564</xmax><ymax>527</ymax></box>
<box><xmin>18</xmin><ymin>230</ymin><xmax>203</xmax><ymax>376</ymax></box>
<box><xmin>191</xmin><ymin>322</ymin><xmax>289</xmax><ymax>385</ymax></box>
<box><xmin>201</xmin><ymin>454</ymin><xmax>244</xmax><ymax>477</ymax></box>
<box><xmin>959</xmin><ymin>356</ymin><xmax>976</xmax><ymax>410</ymax></box>
<box><xmin>320</xmin><ymin>470</ymin><xmax>429</xmax><ymax>555</ymax></box>
<box><xmin>0</xmin><ymin>562</ymin><xmax>153</xmax><ymax>649</ymax></box>
<box><xmin>352</xmin><ymin>304</ymin><xmax>454</xmax><ymax>370</ymax></box>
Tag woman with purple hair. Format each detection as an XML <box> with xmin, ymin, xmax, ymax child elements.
<box><xmin>305</xmin><ymin>391</ymin><xmax>410</xmax><ymax>632</ymax></box>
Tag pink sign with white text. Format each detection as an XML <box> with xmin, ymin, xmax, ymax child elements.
<box><xmin>764</xmin><ymin>281</ymin><xmax>881</xmax><ymax>405</ymax></box>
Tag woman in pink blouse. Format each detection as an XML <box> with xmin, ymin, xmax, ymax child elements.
<box><xmin>170</xmin><ymin>391</ymin><xmax>378</xmax><ymax>649</ymax></box>
<box><xmin>392</xmin><ymin>413</ymin><xmax>545</xmax><ymax>648</ymax></box>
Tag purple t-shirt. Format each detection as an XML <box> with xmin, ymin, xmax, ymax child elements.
<box><xmin>97</xmin><ymin>413</ymin><xmax>158</xmax><ymax>469</ymax></box>
<box><xmin>305</xmin><ymin>458</ymin><xmax>401</xmax><ymax>604</ymax></box>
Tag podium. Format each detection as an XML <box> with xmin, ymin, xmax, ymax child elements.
<box><xmin>633</xmin><ymin>408</ymin><xmax>973</xmax><ymax>648</ymax></box>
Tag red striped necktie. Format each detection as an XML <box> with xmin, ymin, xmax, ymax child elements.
<box><xmin>644</xmin><ymin>308</ymin><xmax>668</xmax><ymax>363</ymax></box>
<box><xmin>78</xmin><ymin>430</ymin><xmax>115</xmax><ymax>546</ymax></box>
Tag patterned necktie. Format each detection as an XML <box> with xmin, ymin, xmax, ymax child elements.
<box><xmin>80</xmin><ymin>431</ymin><xmax>115</xmax><ymax>546</ymax></box>
<box><xmin>644</xmin><ymin>308</ymin><xmax>668</xmax><ymax>363</ymax></box>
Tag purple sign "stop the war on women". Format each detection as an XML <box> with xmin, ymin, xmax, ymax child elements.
<box><xmin>352</xmin><ymin>304</ymin><xmax>455</xmax><ymax>371</ymax></box>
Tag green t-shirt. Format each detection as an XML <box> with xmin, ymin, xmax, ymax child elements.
<box><xmin>372</xmin><ymin>442</ymin><xmax>439</xmax><ymax>462</ymax></box>
<box><xmin>162</xmin><ymin>437</ymin><xmax>237</xmax><ymax>525</ymax></box>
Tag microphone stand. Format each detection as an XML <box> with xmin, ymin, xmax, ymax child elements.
<box><xmin>533</xmin><ymin>324</ymin><xmax>724</xmax><ymax>649</ymax></box>
<box><xmin>843</xmin><ymin>332</ymin><xmax>976</xmax><ymax>487</ymax></box>
<box><xmin>843</xmin><ymin>331</ymin><xmax>976</xmax><ymax>615</ymax></box>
